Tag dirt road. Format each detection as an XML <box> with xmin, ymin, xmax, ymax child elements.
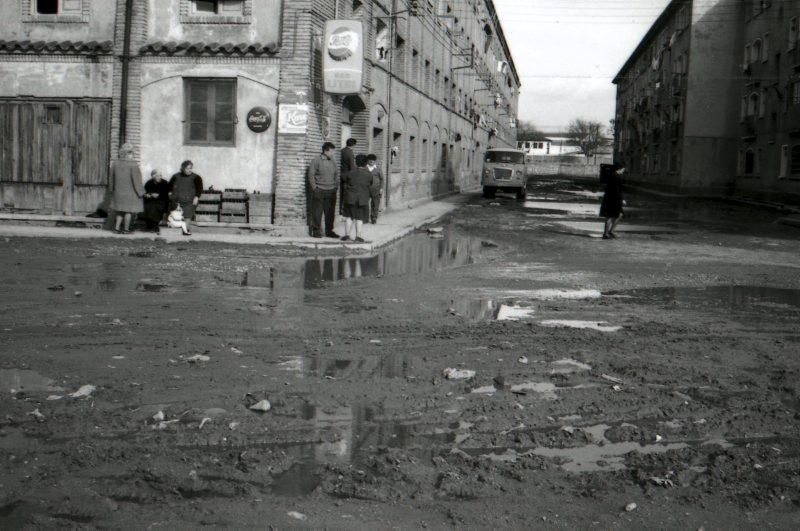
<box><xmin>2</xmin><ymin>178</ymin><xmax>800</xmax><ymax>529</ymax></box>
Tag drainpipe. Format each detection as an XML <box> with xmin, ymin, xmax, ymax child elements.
<box><xmin>118</xmin><ymin>0</ymin><xmax>133</xmax><ymax>149</ymax></box>
<box><xmin>384</xmin><ymin>0</ymin><xmax>397</xmax><ymax>210</ymax></box>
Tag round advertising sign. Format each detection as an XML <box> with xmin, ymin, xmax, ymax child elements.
<box><xmin>246</xmin><ymin>107</ymin><xmax>272</xmax><ymax>133</ymax></box>
<box><xmin>327</xmin><ymin>27</ymin><xmax>359</xmax><ymax>61</ymax></box>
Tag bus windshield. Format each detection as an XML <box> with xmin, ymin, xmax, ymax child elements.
<box><xmin>485</xmin><ymin>151</ymin><xmax>525</xmax><ymax>164</ymax></box>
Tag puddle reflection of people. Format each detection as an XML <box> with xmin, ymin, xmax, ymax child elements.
<box><xmin>600</xmin><ymin>163</ymin><xmax>625</xmax><ymax>239</ymax></box>
<box><xmin>109</xmin><ymin>143</ymin><xmax>144</xmax><ymax>234</ymax></box>
<box><xmin>340</xmin><ymin>154</ymin><xmax>373</xmax><ymax>243</ymax></box>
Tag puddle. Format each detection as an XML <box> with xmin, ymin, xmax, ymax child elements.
<box><xmin>523</xmin><ymin>201</ymin><xmax>599</xmax><ymax>217</ymax></box>
<box><xmin>472</xmin><ymin>423</ymin><xmax>691</xmax><ymax>472</ymax></box>
<box><xmin>274</xmin><ymin>354</ymin><xmax>408</xmax><ymax>380</ymax></box>
<box><xmin>540</xmin><ymin>320</ymin><xmax>621</xmax><ymax>333</ymax></box>
<box><xmin>608</xmin><ymin>286</ymin><xmax>800</xmax><ymax>310</ymax></box>
<box><xmin>509</xmin><ymin>382</ymin><xmax>558</xmax><ymax>399</ymax></box>
<box><xmin>496</xmin><ymin>304</ymin><xmax>535</xmax><ymax>321</ymax></box>
<box><xmin>0</xmin><ymin>369</ymin><xmax>62</xmax><ymax>394</ymax></box>
<box><xmin>302</xmin><ymin>226</ymin><xmax>481</xmax><ymax>289</ymax></box>
<box><xmin>271</xmin><ymin>462</ymin><xmax>321</xmax><ymax>496</ymax></box>
<box><xmin>550</xmin><ymin>359</ymin><xmax>592</xmax><ymax>374</ymax></box>
<box><xmin>525</xmin><ymin>289</ymin><xmax>601</xmax><ymax>301</ymax></box>
<box><xmin>550</xmin><ymin>221</ymin><xmax>681</xmax><ymax>237</ymax></box>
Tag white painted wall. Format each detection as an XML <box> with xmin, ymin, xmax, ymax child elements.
<box><xmin>139</xmin><ymin>62</ymin><xmax>279</xmax><ymax>193</ymax></box>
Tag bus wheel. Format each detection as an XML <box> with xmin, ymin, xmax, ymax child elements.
<box><xmin>483</xmin><ymin>186</ymin><xmax>496</xmax><ymax>199</ymax></box>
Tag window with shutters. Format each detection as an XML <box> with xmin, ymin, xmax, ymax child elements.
<box><xmin>184</xmin><ymin>79</ymin><xmax>237</xmax><ymax>146</ymax></box>
<box><xmin>23</xmin><ymin>0</ymin><xmax>88</xmax><ymax>22</ymax></box>
<box><xmin>181</xmin><ymin>0</ymin><xmax>251</xmax><ymax>24</ymax></box>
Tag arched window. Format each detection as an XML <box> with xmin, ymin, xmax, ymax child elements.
<box><xmin>751</xmin><ymin>39</ymin><xmax>762</xmax><ymax>64</ymax></box>
<box><xmin>747</xmin><ymin>92</ymin><xmax>759</xmax><ymax>116</ymax></box>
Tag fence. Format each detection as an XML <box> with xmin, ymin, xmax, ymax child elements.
<box><xmin>525</xmin><ymin>154</ymin><xmax>613</xmax><ymax>178</ymax></box>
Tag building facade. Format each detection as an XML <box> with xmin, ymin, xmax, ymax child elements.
<box><xmin>613</xmin><ymin>0</ymin><xmax>745</xmax><ymax>196</ymax></box>
<box><xmin>0</xmin><ymin>0</ymin><xmax>520</xmax><ymax>224</ymax></box>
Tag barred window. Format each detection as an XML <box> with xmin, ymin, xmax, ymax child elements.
<box><xmin>36</xmin><ymin>0</ymin><xmax>81</xmax><ymax>14</ymax></box>
<box><xmin>184</xmin><ymin>79</ymin><xmax>237</xmax><ymax>146</ymax></box>
<box><xmin>192</xmin><ymin>0</ymin><xmax>244</xmax><ymax>14</ymax></box>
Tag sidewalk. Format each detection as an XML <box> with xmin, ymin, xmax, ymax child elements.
<box><xmin>0</xmin><ymin>196</ymin><xmax>469</xmax><ymax>253</ymax></box>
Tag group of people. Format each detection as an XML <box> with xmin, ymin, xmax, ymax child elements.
<box><xmin>108</xmin><ymin>143</ymin><xmax>203</xmax><ymax>236</ymax></box>
<box><xmin>308</xmin><ymin>138</ymin><xmax>383</xmax><ymax>242</ymax></box>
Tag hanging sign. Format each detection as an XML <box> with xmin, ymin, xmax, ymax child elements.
<box><xmin>278</xmin><ymin>104</ymin><xmax>309</xmax><ymax>134</ymax></box>
<box><xmin>246</xmin><ymin>107</ymin><xmax>271</xmax><ymax>133</ymax></box>
<box><xmin>323</xmin><ymin>20</ymin><xmax>364</xmax><ymax>94</ymax></box>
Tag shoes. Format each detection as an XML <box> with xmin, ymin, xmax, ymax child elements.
<box><xmin>311</xmin><ymin>233</ymin><xmax>323</xmax><ymax>239</ymax></box>
<box><xmin>602</xmin><ymin>234</ymin><xmax>610</xmax><ymax>239</ymax></box>
<box><xmin>182</xmin><ymin>230</ymin><xmax>192</xmax><ymax>236</ymax></box>
<box><xmin>609</xmin><ymin>232</ymin><xmax>618</xmax><ymax>239</ymax></box>
<box><xmin>326</xmin><ymin>231</ymin><xmax>340</xmax><ymax>238</ymax></box>
<box><xmin>113</xmin><ymin>228</ymin><xmax>123</xmax><ymax>234</ymax></box>
<box><xmin>340</xmin><ymin>235</ymin><xmax>351</xmax><ymax>241</ymax></box>
<box><xmin>371</xmin><ymin>220</ymin><xmax>377</xmax><ymax>224</ymax></box>
<box><xmin>355</xmin><ymin>237</ymin><xmax>367</xmax><ymax>243</ymax></box>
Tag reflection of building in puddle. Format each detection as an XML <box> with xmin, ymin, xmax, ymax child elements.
<box><xmin>540</xmin><ymin>320</ymin><xmax>621</xmax><ymax>333</ymax></box>
<box><xmin>607</xmin><ymin>286</ymin><xmax>800</xmax><ymax>310</ymax></box>
<box><xmin>298</xmin><ymin>403</ymin><xmax>414</xmax><ymax>465</ymax></box>
<box><xmin>277</xmin><ymin>354</ymin><xmax>409</xmax><ymax>380</ymax></box>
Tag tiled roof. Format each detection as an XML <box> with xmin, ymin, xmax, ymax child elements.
<box><xmin>0</xmin><ymin>40</ymin><xmax>113</xmax><ymax>54</ymax></box>
<box><xmin>140</xmin><ymin>41</ymin><xmax>279</xmax><ymax>56</ymax></box>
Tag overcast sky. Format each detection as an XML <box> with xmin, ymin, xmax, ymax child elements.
<box><xmin>493</xmin><ymin>0</ymin><xmax>672</xmax><ymax>132</ymax></box>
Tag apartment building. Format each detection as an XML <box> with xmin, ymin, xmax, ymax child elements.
<box><xmin>0</xmin><ymin>0</ymin><xmax>520</xmax><ymax>224</ymax></box>
<box><xmin>613</xmin><ymin>0</ymin><xmax>746</xmax><ymax>195</ymax></box>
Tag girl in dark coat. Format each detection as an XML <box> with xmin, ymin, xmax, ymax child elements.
<box><xmin>340</xmin><ymin>154</ymin><xmax>373</xmax><ymax>243</ymax></box>
<box><xmin>600</xmin><ymin>164</ymin><xmax>625</xmax><ymax>239</ymax></box>
<box><xmin>143</xmin><ymin>169</ymin><xmax>170</xmax><ymax>232</ymax></box>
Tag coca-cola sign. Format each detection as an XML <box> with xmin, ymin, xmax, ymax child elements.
<box><xmin>246</xmin><ymin>107</ymin><xmax>271</xmax><ymax>133</ymax></box>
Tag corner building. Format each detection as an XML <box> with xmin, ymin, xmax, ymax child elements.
<box><xmin>0</xmin><ymin>0</ymin><xmax>520</xmax><ymax>225</ymax></box>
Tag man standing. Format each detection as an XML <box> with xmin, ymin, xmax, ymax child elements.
<box><xmin>366</xmin><ymin>154</ymin><xmax>383</xmax><ymax>224</ymax></box>
<box><xmin>340</xmin><ymin>138</ymin><xmax>356</xmax><ymax>214</ymax></box>
<box><xmin>308</xmin><ymin>142</ymin><xmax>340</xmax><ymax>238</ymax></box>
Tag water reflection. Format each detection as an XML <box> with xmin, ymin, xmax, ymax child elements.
<box><xmin>608</xmin><ymin>285</ymin><xmax>800</xmax><ymax>309</ymax></box>
<box><xmin>276</xmin><ymin>353</ymin><xmax>410</xmax><ymax>380</ymax></box>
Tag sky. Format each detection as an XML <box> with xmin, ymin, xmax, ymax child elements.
<box><xmin>493</xmin><ymin>0</ymin><xmax>672</xmax><ymax>132</ymax></box>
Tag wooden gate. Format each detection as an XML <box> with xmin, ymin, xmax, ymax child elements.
<box><xmin>0</xmin><ymin>99</ymin><xmax>111</xmax><ymax>214</ymax></box>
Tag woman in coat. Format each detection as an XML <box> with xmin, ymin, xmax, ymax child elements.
<box><xmin>340</xmin><ymin>154</ymin><xmax>373</xmax><ymax>243</ymax></box>
<box><xmin>142</xmin><ymin>169</ymin><xmax>170</xmax><ymax>233</ymax></box>
<box><xmin>109</xmin><ymin>143</ymin><xmax>144</xmax><ymax>234</ymax></box>
<box><xmin>600</xmin><ymin>164</ymin><xmax>625</xmax><ymax>239</ymax></box>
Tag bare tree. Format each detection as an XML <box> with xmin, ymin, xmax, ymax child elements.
<box><xmin>516</xmin><ymin>120</ymin><xmax>545</xmax><ymax>142</ymax></box>
<box><xmin>567</xmin><ymin>118</ymin><xmax>606</xmax><ymax>159</ymax></box>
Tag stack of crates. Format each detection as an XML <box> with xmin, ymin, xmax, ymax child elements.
<box><xmin>195</xmin><ymin>190</ymin><xmax>222</xmax><ymax>222</ymax></box>
<box><xmin>220</xmin><ymin>189</ymin><xmax>249</xmax><ymax>223</ymax></box>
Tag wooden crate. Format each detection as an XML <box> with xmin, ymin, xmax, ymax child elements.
<box><xmin>196</xmin><ymin>190</ymin><xmax>222</xmax><ymax>222</ymax></box>
<box><xmin>220</xmin><ymin>188</ymin><xmax>249</xmax><ymax>223</ymax></box>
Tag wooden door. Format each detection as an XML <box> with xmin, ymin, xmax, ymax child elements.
<box><xmin>72</xmin><ymin>101</ymin><xmax>111</xmax><ymax>213</ymax></box>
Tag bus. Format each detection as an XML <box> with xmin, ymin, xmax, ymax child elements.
<box><xmin>481</xmin><ymin>148</ymin><xmax>527</xmax><ymax>200</ymax></box>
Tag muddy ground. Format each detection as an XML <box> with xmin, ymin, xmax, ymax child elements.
<box><xmin>2</xmin><ymin>177</ymin><xmax>800</xmax><ymax>529</ymax></box>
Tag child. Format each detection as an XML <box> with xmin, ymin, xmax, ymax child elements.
<box><xmin>167</xmin><ymin>204</ymin><xmax>192</xmax><ymax>236</ymax></box>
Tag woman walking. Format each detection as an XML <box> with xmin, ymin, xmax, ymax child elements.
<box><xmin>109</xmin><ymin>143</ymin><xmax>144</xmax><ymax>234</ymax></box>
<box><xmin>600</xmin><ymin>163</ymin><xmax>625</xmax><ymax>239</ymax></box>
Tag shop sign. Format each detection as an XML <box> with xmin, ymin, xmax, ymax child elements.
<box><xmin>323</xmin><ymin>20</ymin><xmax>363</xmax><ymax>94</ymax></box>
<box><xmin>278</xmin><ymin>104</ymin><xmax>309</xmax><ymax>134</ymax></box>
<box><xmin>246</xmin><ymin>107</ymin><xmax>272</xmax><ymax>133</ymax></box>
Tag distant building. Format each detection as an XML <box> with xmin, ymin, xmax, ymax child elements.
<box><xmin>0</xmin><ymin>0</ymin><xmax>521</xmax><ymax>223</ymax></box>
<box><xmin>614</xmin><ymin>0</ymin><xmax>800</xmax><ymax>201</ymax></box>
<box><xmin>517</xmin><ymin>135</ymin><xmax>552</xmax><ymax>156</ymax></box>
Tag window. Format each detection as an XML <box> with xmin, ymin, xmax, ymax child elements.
<box><xmin>744</xmin><ymin>149</ymin><xmax>755</xmax><ymax>174</ymax></box>
<box><xmin>43</xmin><ymin>105</ymin><xmax>63</xmax><ymax>124</ymax></box>
<box><xmin>759</xmin><ymin>88</ymin><xmax>766</xmax><ymax>118</ymax></box>
<box><xmin>747</xmin><ymin>92</ymin><xmax>759</xmax><ymax>116</ymax></box>
<box><xmin>484</xmin><ymin>151</ymin><xmax>525</xmax><ymax>164</ymax></box>
<box><xmin>792</xmin><ymin>146</ymin><xmax>800</xmax><ymax>176</ymax></box>
<box><xmin>185</xmin><ymin>79</ymin><xmax>236</xmax><ymax>146</ymax></box>
<box><xmin>751</xmin><ymin>39</ymin><xmax>762</xmax><ymax>64</ymax></box>
<box><xmin>192</xmin><ymin>0</ymin><xmax>243</xmax><ymax>14</ymax></box>
<box><xmin>779</xmin><ymin>144</ymin><xmax>788</xmax><ymax>178</ymax></box>
<box><xmin>394</xmin><ymin>35</ymin><xmax>406</xmax><ymax>79</ymax></box>
<box><xmin>36</xmin><ymin>0</ymin><xmax>80</xmax><ymax>14</ymax></box>
<box><xmin>790</xmin><ymin>17</ymin><xmax>798</xmax><ymax>50</ymax></box>
<box><xmin>744</xmin><ymin>44</ymin><xmax>752</xmax><ymax>67</ymax></box>
<box><xmin>762</xmin><ymin>34</ymin><xmax>769</xmax><ymax>62</ymax></box>
<box><xmin>181</xmin><ymin>0</ymin><xmax>250</xmax><ymax>23</ymax></box>
<box><xmin>375</xmin><ymin>19</ymin><xmax>388</xmax><ymax>61</ymax></box>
